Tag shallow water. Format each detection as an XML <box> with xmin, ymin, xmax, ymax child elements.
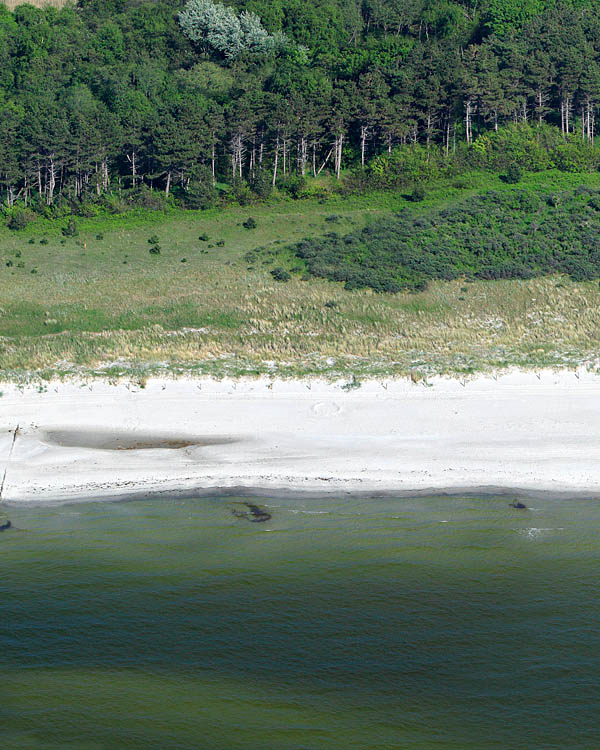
<box><xmin>1</xmin><ymin>494</ymin><xmax>599</xmax><ymax>749</ymax></box>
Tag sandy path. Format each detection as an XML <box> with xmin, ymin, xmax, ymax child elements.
<box><xmin>1</xmin><ymin>370</ymin><xmax>600</xmax><ymax>504</ymax></box>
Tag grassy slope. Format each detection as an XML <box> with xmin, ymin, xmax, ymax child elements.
<box><xmin>2</xmin><ymin>0</ymin><xmax>66</xmax><ymax>8</ymax></box>
<box><xmin>2</xmin><ymin>170</ymin><xmax>600</xmax><ymax>381</ymax></box>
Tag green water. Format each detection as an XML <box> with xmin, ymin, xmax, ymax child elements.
<box><xmin>1</xmin><ymin>494</ymin><xmax>599</xmax><ymax>749</ymax></box>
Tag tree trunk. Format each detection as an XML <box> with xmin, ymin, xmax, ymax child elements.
<box><xmin>334</xmin><ymin>133</ymin><xmax>343</xmax><ymax>179</ymax></box>
<box><xmin>465</xmin><ymin>100</ymin><xmax>472</xmax><ymax>144</ymax></box>
<box><xmin>360</xmin><ymin>124</ymin><xmax>369</xmax><ymax>167</ymax></box>
<box><xmin>272</xmin><ymin>132</ymin><xmax>279</xmax><ymax>187</ymax></box>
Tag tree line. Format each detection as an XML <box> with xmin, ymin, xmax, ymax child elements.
<box><xmin>1</xmin><ymin>0</ymin><xmax>600</xmax><ymax>213</ymax></box>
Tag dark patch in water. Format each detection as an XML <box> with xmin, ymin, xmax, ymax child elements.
<box><xmin>41</xmin><ymin>429</ymin><xmax>238</xmax><ymax>451</ymax></box>
<box><xmin>231</xmin><ymin>502</ymin><xmax>271</xmax><ymax>523</ymax></box>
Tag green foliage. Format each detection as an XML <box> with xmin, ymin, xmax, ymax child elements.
<box><xmin>2</xmin><ymin>0</ymin><xmax>600</xmax><ymax>219</ymax></box>
<box><xmin>7</xmin><ymin>210</ymin><xmax>34</xmax><ymax>231</ymax></box>
<box><xmin>410</xmin><ymin>185</ymin><xmax>426</xmax><ymax>202</ymax></box>
<box><xmin>61</xmin><ymin>219</ymin><xmax>78</xmax><ymax>237</ymax></box>
<box><xmin>251</xmin><ymin>169</ymin><xmax>273</xmax><ymax>199</ymax></box>
<box><xmin>504</xmin><ymin>164</ymin><xmax>523</xmax><ymax>183</ymax></box>
<box><xmin>243</xmin><ymin>216</ymin><xmax>257</xmax><ymax>229</ymax></box>
<box><xmin>367</xmin><ymin>145</ymin><xmax>446</xmax><ymax>189</ymax></box>
<box><xmin>277</xmin><ymin>174</ymin><xmax>306</xmax><ymax>198</ymax></box>
<box><xmin>288</xmin><ymin>187</ymin><xmax>600</xmax><ymax>292</ymax></box>
<box><xmin>178</xmin><ymin>0</ymin><xmax>302</xmax><ymax>60</ymax></box>
<box><xmin>270</xmin><ymin>266</ymin><xmax>291</xmax><ymax>281</ymax></box>
<box><xmin>485</xmin><ymin>0</ymin><xmax>545</xmax><ymax>34</ymax></box>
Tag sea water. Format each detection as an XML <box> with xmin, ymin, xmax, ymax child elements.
<box><xmin>0</xmin><ymin>494</ymin><xmax>598</xmax><ymax>749</ymax></box>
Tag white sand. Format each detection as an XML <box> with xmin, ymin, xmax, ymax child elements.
<box><xmin>1</xmin><ymin>369</ymin><xmax>600</xmax><ymax>504</ymax></box>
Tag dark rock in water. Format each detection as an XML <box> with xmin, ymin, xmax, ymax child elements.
<box><xmin>509</xmin><ymin>501</ymin><xmax>527</xmax><ymax>510</ymax></box>
<box><xmin>0</xmin><ymin>520</ymin><xmax>12</xmax><ymax>531</ymax></box>
<box><xmin>231</xmin><ymin>502</ymin><xmax>271</xmax><ymax>523</ymax></box>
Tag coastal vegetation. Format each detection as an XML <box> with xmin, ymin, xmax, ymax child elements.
<box><xmin>3</xmin><ymin>170</ymin><xmax>600</xmax><ymax>381</ymax></box>
<box><xmin>286</xmin><ymin>185</ymin><xmax>600</xmax><ymax>292</ymax></box>
<box><xmin>2</xmin><ymin>0</ymin><xmax>600</xmax><ymax>211</ymax></box>
<box><xmin>3</xmin><ymin>0</ymin><xmax>600</xmax><ymax>380</ymax></box>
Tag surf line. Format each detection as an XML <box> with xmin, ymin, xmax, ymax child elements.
<box><xmin>0</xmin><ymin>424</ymin><xmax>20</xmax><ymax>502</ymax></box>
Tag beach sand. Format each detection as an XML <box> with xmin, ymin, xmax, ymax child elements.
<box><xmin>1</xmin><ymin>369</ymin><xmax>600</xmax><ymax>504</ymax></box>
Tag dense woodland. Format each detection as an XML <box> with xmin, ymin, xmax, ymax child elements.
<box><xmin>3</xmin><ymin>0</ymin><xmax>600</xmax><ymax>214</ymax></box>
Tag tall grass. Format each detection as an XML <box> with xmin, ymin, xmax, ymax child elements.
<box><xmin>2</xmin><ymin>0</ymin><xmax>66</xmax><ymax>8</ymax></box>
<box><xmin>2</xmin><ymin>172</ymin><xmax>600</xmax><ymax>380</ymax></box>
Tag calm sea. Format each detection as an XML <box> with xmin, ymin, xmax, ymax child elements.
<box><xmin>1</xmin><ymin>494</ymin><xmax>598</xmax><ymax>749</ymax></box>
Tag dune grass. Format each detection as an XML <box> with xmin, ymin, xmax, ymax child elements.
<box><xmin>2</xmin><ymin>0</ymin><xmax>66</xmax><ymax>8</ymax></box>
<box><xmin>2</xmin><ymin>170</ymin><xmax>600</xmax><ymax>382</ymax></box>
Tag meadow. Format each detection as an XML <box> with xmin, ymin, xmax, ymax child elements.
<box><xmin>2</xmin><ymin>170</ymin><xmax>600</xmax><ymax>382</ymax></box>
<box><xmin>1</xmin><ymin>0</ymin><xmax>65</xmax><ymax>8</ymax></box>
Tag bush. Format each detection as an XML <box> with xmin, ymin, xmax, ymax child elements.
<box><xmin>410</xmin><ymin>185</ymin><xmax>426</xmax><ymax>202</ymax></box>
<box><xmin>503</xmin><ymin>164</ymin><xmax>523</xmax><ymax>184</ymax></box>
<box><xmin>286</xmin><ymin>186</ymin><xmax>600</xmax><ymax>293</ymax></box>
<box><xmin>251</xmin><ymin>170</ymin><xmax>273</xmax><ymax>199</ymax></box>
<box><xmin>130</xmin><ymin>186</ymin><xmax>167</xmax><ymax>211</ymax></box>
<box><xmin>243</xmin><ymin>217</ymin><xmax>257</xmax><ymax>229</ymax></box>
<box><xmin>270</xmin><ymin>267</ymin><xmax>291</xmax><ymax>282</ymax></box>
<box><xmin>184</xmin><ymin>169</ymin><xmax>216</xmax><ymax>209</ymax></box>
<box><xmin>232</xmin><ymin>179</ymin><xmax>253</xmax><ymax>206</ymax></box>
<box><xmin>62</xmin><ymin>218</ymin><xmax>79</xmax><ymax>237</ymax></box>
<box><xmin>471</xmin><ymin>123</ymin><xmax>554</xmax><ymax>172</ymax></box>
<box><xmin>149</xmin><ymin>244</ymin><xmax>161</xmax><ymax>255</ymax></box>
<box><xmin>7</xmin><ymin>209</ymin><xmax>34</xmax><ymax>231</ymax></box>
<box><xmin>368</xmin><ymin>144</ymin><xmax>445</xmax><ymax>189</ymax></box>
<box><xmin>277</xmin><ymin>174</ymin><xmax>306</xmax><ymax>199</ymax></box>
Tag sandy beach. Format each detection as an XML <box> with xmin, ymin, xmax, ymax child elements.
<box><xmin>1</xmin><ymin>369</ymin><xmax>600</xmax><ymax>504</ymax></box>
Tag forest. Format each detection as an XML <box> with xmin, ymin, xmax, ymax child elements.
<box><xmin>2</xmin><ymin>0</ymin><xmax>600</xmax><ymax>215</ymax></box>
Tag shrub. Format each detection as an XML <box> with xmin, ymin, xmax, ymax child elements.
<box><xmin>149</xmin><ymin>245</ymin><xmax>161</xmax><ymax>255</ymax></box>
<box><xmin>130</xmin><ymin>186</ymin><xmax>167</xmax><ymax>211</ymax></box>
<box><xmin>198</xmin><ymin>233</ymin><xmax>209</xmax><ymax>241</ymax></box>
<box><xmin>277</xmin><ymin>174</ymin><xmax>306</xmax><ymax>199</ymax></box>
<box><xmin>243</xmin><ymin>217</ymin><xmax>257</xmax><ymax>229</ymax></box>
<box><xmin>410</xmin><ymin>184</ymin><xmax>426</xmax><ymax>202</ymax></box>
<box><xmin>251</xmin><ymin>170</ymin><xmax>273</xmax><ymax>199</ymax></box>
<box><xmin>270</xmin><ymin>267</ymin><xmax>290</xmax><ymax>282</ymax></box>
<box><xmin>285</xmin><ymin>186</ymin><xmax>600</xmax><ymax>293</ymax></box>
<box><xmin>62</xmin><ymin>218</ymin><xmax>79</xmax><ymax>237</ymax></box>
<box><xmin>7</xmin><ymin>210</ymin><xmax>34</xmax><ymax>231</ymax></box>
<box><xmin>503</xmin><ymin>164</ymin><xmax>523</xmax><ymax>184</ymax></box>
<box><xmin>233</xmin><ymin>179</ymin><xmax>253</xmax><ymax>206</ymax></box>
<box><xmin>184</xmin><ymin>169</ymin><xmax>216</xmax><ymax>209</ymax></box>
<box><xmin>148</xmin><ymin>234</ymin><xmax>160</xmax><ymax>245</ymax></box>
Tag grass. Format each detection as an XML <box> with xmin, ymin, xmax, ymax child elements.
<box><xmin>2</xmin><ymin>0</ymin><xmax>66</xmax><ymax>7</ymax></box>
<box><xmin>2</xmin><ymin>170</ymin><xmax>600</xmax><ymax>382</ymax></box>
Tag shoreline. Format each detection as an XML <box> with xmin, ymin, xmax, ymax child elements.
<box><xmin>2</xmin><ymin>369</ymin><xmax>600</xmax><ymax>505</ymax></box>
